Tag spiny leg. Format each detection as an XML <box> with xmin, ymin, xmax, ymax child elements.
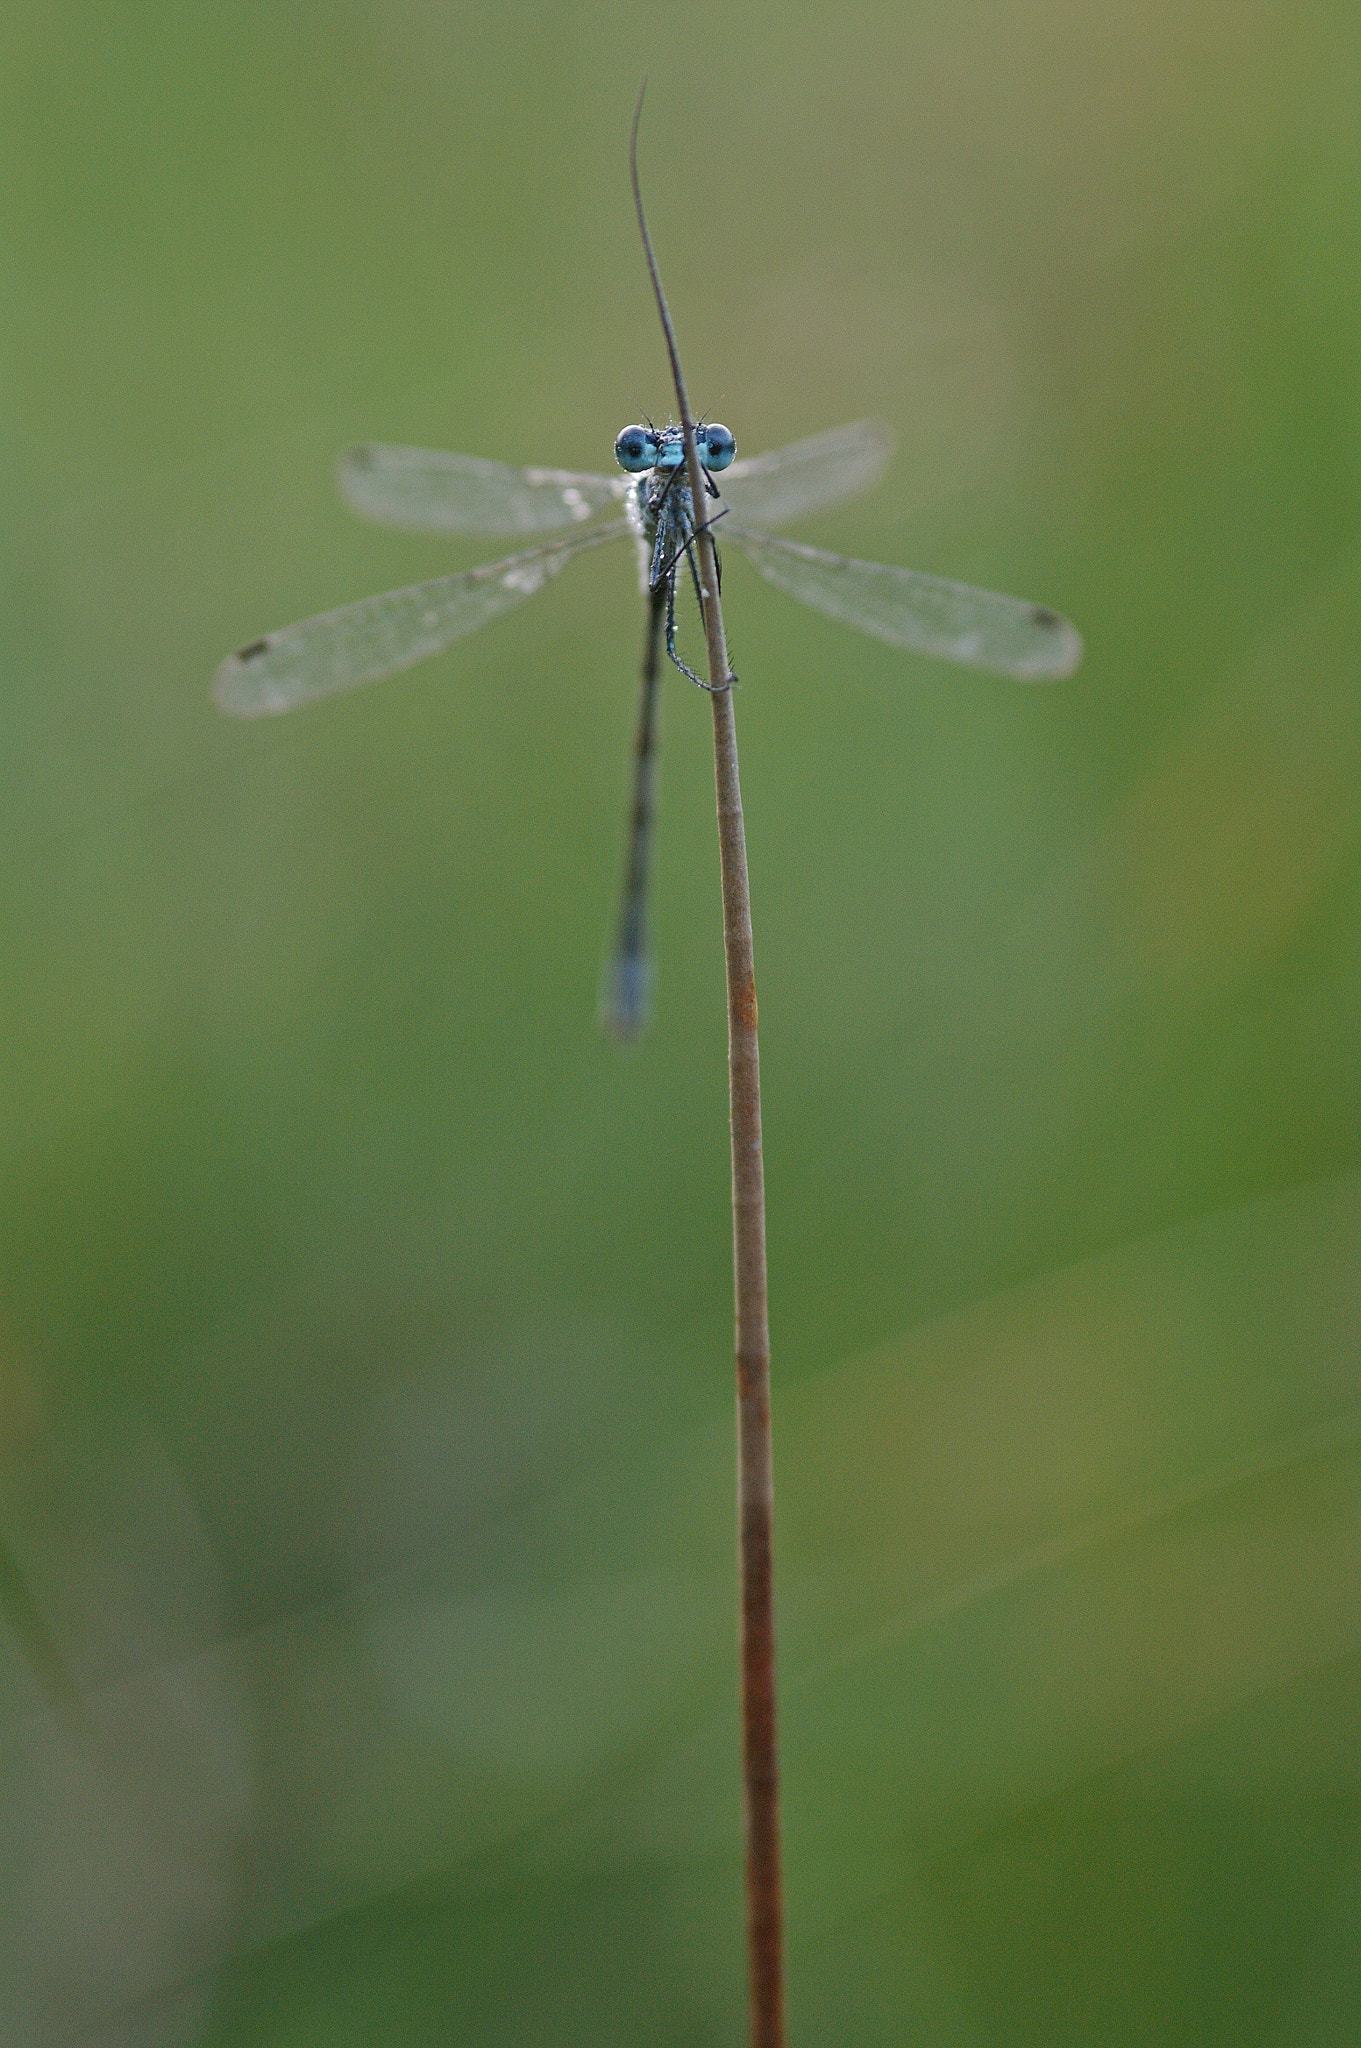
<box><xmin>665</xmin><ymin>525</ymin><xmax>732</xmax><ymax>691</ymax></box>
<box><xmin>656</xmin><ymin>506</ymin><xmax>727</xmax><ymax>592</ymax></box>
<box><xmin>663</xmin><ymin>566</ymin><xmax>713</xmax><ymax>690</ymax></box>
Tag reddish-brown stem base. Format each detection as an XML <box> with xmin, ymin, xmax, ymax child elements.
<box><xmin>738</xmin><ymin>1353</ymin><xmax>783</xmax><ymax>2048</ymax></box>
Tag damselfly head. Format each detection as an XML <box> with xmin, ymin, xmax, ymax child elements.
<box><xmin>614</xmin><ymin>422</ymin><xmax>737</xmax><ymax>474</ymax></box>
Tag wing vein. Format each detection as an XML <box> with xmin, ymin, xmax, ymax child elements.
<box><xmin>731</xmin><ymin>528</ymin><xmax>1082</xmax><ymax>680</ymax></box>
<box><xmin>214</xmin><ymin>522</ymin><xmax>630</xmax><ymax>716</ymax></box>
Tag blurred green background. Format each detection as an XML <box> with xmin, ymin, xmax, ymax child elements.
<box><xmin>2</xmin><ymin>2</ymin><xmax>1360</xmax><ymax>2042</ymax></box>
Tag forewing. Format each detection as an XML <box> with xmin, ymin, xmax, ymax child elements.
<box><xmin>716</xmin><ymin>420</ymin><xmax>894</xmax><ymax>529</ymax></box>
<box><xmin>337</xmin><ymin>444</ymin><xmax>623</xmax><ymax>535</ymax></box>
<box><xmin>213</xmin><ymin>523</ymin><xmax>629</xmax><ymax>716</ymax></box>
<box><xmin>732</xmin><ymin>530</ymin><xmax>1083</xmax><ymax>680</ymax></box>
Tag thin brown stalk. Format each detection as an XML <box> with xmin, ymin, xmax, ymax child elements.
<box><xmin>630</xmin><ymin>85</ymin><xmax>783</xmax><ymax>2048</ymax></box>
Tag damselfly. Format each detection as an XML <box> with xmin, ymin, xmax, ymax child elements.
<box><xmin>214</xmin><ymin>418</ymin><xmax>1082</xmax><ymax>1035</ymax></box>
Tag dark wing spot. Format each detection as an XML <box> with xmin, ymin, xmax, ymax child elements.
<box><xmin>235</xmin><ymin>638</ymin><xmax>270</xmax><ymax>662</ymax></box>
<box><xmin>348</xmin><ymin>445</ymin><xmax>376</xmax><ymax>469</ymax></box>
<box><xmin>1029</xmin><ymin>606</ymin><xmax>1060</xmax><ymax>629</ymax></box>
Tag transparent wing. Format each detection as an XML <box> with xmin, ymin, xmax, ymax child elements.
<box><xmin>337</xmin><ymin>443</ymin><xmax>623</xmax><ymax>535</ymax></box>
<box><xmin>732</xmin><ymin>529</ymin><xmax>1083</xmax><ymax>680</ymax></box>
<box><xmin>715</xmin><ymin>420</ymin><xmax>895</xmax><ymax>530</ymax></box>
<box><xmin>213</xmin><ymin>522</ymin><xmax>630</xmax><ymax>716</ymax></box>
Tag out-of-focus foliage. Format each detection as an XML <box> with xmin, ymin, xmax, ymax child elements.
<box><xmin>1</xmin><ymin>3</ymin><xmax>1359</xmax><ymax>2042</ymax></box>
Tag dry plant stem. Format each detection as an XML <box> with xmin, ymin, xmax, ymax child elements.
<box><xmin>630</xmin><ymin>88</ymin><xmax>783</xmax><ymax>2048</ymax></box>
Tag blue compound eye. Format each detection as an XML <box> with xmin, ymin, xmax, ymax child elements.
<box><xmin>699</xmin><ymin>423</ymin><xmax>736</xmax><ymax>471</ymax></box>
<box><xmin>614</xmin><ymin>425</ymin><xmax>658</xmax><ymax>473</ymax></box>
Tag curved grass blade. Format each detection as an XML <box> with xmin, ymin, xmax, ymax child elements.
<box><xmin>214</xmin><ymin>521</ymin><xmax>629</xmax><ymax>716</ymax></box>
<box><xmin>716</xmin><ymin>419</ymin><xmax>894</xmax><ymax>530</ymax></box>
<box><xmin>732</xmin><ymin>528</ymin><xmax>1083</xmax><ymax>680</ymax></box>
<box><xmin>337</xmin><ymin>443</ymin><xmax>623</xmax><ymax>536</ymax></box>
